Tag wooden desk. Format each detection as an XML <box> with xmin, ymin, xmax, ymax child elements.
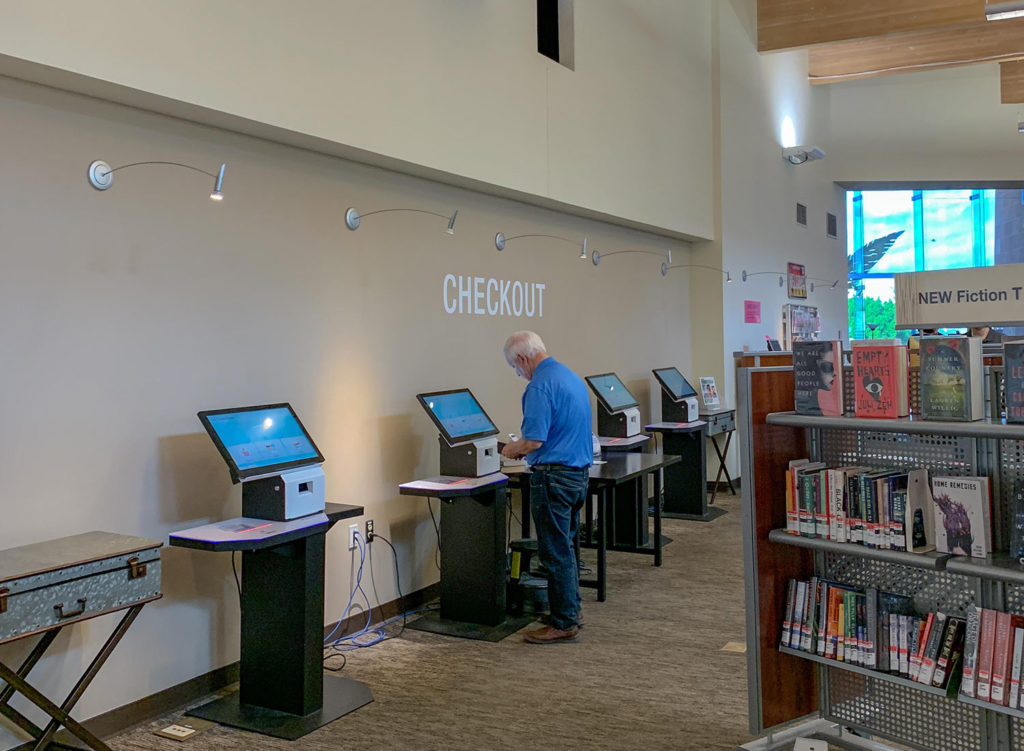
<box><xmin>506</xmin><ymin>453</ymin><xmax>680</xmax><ymax>601</ymax></box>
<box><xmin>0</xmin><ymin>532</ymin><xmax>162</xmax><ymax>751</ymax></box>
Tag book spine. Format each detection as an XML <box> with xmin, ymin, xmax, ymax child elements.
<box><xmin>845</xmin><ymin>592</ymin><xmax>856</xmax><ymax>663</ymax></box>
<box><xmin>909</xmin><ymin>614</ymin><xmax>928</xmax><ymax>681</ymax></box>
<box><xmin>865</xmin><ymin>587</ymin><xmax>878</xmax><ymax>670</ymax></box>
<box><xmin>1010</xmin><ymin>627</ymin><xmax>1024</xmax><ymax>710</ymax></box>
<box><xmin>898</xmin><ymin>615</ymin><xmax>910</xmax><ymax>677</ymax></box>
<box><xmin>826</xmin><ymin>587</ymin><xmax>840</xmax><ymax>659</ymax></box>
<box><xmin>814</xmin><ymin>471</ymin><xmax>828</xmax><ymax>539</ymax></box>
<box><xmin>829</xmin><ymin>469</ymin><xmax>846</xmax><ymax>543</ymax></box>
<box><xmin>977</xmin><ymin>608</ymin><xmax>997</xmax><ymax>702</ymax></box>
<box><xmin>933</xmin><ymin>618</ymin><xmax>964</xmax><ymax>689</ymax></box>
<box><xmin>962</xmin><ymin>606</ymin><xmax>982</xmax><ymax>698</ymax></box>
<box><xmin>802</xmin><ymin>577</ymin><xmax>818</xmax><ymax>652</ymax></box>
<box><xmin>992</xmin><ymin>611</ymin><xmax>1013</xmax><ymax>705</ymax></box>
<box><xmin>816</xmin><ymin>581</ymin><xmax>829</xmax><ymax>656</ymax></box>
<box><xmin>878</xmin><ymin>612</ymin><xmax>890</xmax><ymax>673</ymax></box>
<box><xmin>889</xmin><ymin>610</ymin><xmax>899</xmax><ymax>673</ymax></box>
<box><xmin>799</xmin><ymin>474</ymin><xmax>815</xmax><ymax>537</ymax></box>
<box><xmin>863</xmin><ymin>476</ymin><xmax>877</xmax><ymax>548</ymax></box>
<box><xmin>781</xmin><ymin>579</ymin><xmax>796</xmax><ymax>648</ymax></box>
<box><xmin>790</xmin><ymin>581</ymin><xmax>806</xmax><ymax>649</ymax></box>
<box><xmin>837</xmin><ymin>598</ymin><xmax>846</xmax><ymax>662</ymax></box>
<box><xmin>785</xmin><ymin>469</ymin><xmax>799</xmax><ymax>534</ymax></box>
<box><xmin>918</xmin><ymin>612</ymin><xmax>946</xmax><ymax>685</ymax></box>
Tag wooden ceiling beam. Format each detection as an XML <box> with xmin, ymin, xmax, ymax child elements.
<box><xmin>1001</xmin><ymin>59</ymin><xmax>1024</xmax><ymax>102</ymax></box>
<box><xmin>807</xmin><ymin>16</ymin><xmax>1024</xmax><ymax>84</ymax></box>
<box><xmin>758</xmin><ymin>0</ymin><xmax>986</xmax><ymax>52</ymax></box>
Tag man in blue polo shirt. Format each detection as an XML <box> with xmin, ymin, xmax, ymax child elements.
<box><xmin>500</xmin><ymin>331</ymin><xmax>592</xmax><ymax>644</ymax></box>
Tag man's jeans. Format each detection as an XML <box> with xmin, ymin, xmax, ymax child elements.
<box><xmin>529</xmin><ymin>466</ymin><xmax>589</xmax><ymax>630</ymax></box>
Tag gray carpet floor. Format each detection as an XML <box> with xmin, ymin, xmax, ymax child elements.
<box><xmin>110</xmin><ymin>491</ymin><xmax>752</xmax><ymax>750</ymax></box>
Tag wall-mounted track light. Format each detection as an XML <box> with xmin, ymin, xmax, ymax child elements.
<box><xmin>663</xmin><ymin>264</ymin><xmax>732</xmax><ymax>282</ymax></box>
<box><xmin>591</xmin><ymin>247</ymin><xmax>674</xmax><ymax>276</ymax></box>
<box><xmin>494</xmin><ymin>233</ymin><xmax>589</xmax><ymax>259</ymax></box>
<box><xmin>88</xmin><ymin>160</ymin><xmax>226</xmax><ymax>201</ymax></box>
<box><xmin>742</xmin><ymin>270</ymin><xmax>785</xmax><ymax>287</ymax></box>
<box><xmin>346</xmin><ymin>207</ymin><xmax>458</xmax><ymax>233</ymax></box>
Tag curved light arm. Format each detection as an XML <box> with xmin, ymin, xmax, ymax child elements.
<box><xmin>495</xmin><ymin>232</ymin><xmax>589</xmax><ymax>258</ymax></box>
<box><xmin>346</xmin><ymin>207</ymin><xmax>458</xmax><ymax>233</ymax></box>
<box><xmin>742</xmin><ymin>270</ymin><xmax>786</xmax><ymax>286</ymax></box>
<box><xmin>664</xmin><ymin>264</ymin><xmax>733</xmax><ymax>282</ymax></box>
<box><xmin>88</xmin><ymin>160</ymin><xmax>227</xmax><ymax>200</ymax></box>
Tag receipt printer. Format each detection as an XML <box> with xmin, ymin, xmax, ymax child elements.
<box><xmin>439</xmin><ymin>435</ymin><xmax>500</xmax><ymax>477</ymax></box>
<box><xmin>661</xmin><ymin>392</ymin><xmax>700</xmax><ymax>423</ymax></box>
<box><xmin>597</xmin><ymin>406</ymin><xmax>642</xmax><ymax>438</ymax></box>
<box><xmin>242</xmin><ymin>465</ymin><xmax>326</xmax><ymax>521</ymax></box>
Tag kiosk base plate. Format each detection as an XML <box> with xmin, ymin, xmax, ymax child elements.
<box><xmin>186</xmin><ymin>675</ymin><xmax>373</xmax><ymax>740</ymax></box>
<box><xmin>663</xmin><ymin>507</ymin><xmax>728</xmax><ymax>523</ymax></box>
<box><xmin>407</xmin><ymin>611</ymin><xmax>534</xmax><ymax>642</ymax></box>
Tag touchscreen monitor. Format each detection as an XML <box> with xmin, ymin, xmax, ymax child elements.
<box><xmin>198</xmin><ymin>403</ymin><xmax>324</xmax><ymax>482</ymax></box>
<box><xmin>416</xmin><ymin>388</ymin><xmax>500</xmax><ymax>445</ymax></box>
<box><xmin>585</xmin><ymin>373</ymin><xmax>639</xmax><ymax>413</ymax></box>
<box><xmin>652</xmin><ymin>367</ymin><xmax>698</xmax><ymax>402</ymax></box>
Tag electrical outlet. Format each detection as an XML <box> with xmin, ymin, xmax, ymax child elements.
<box><xmin>348</xmin><ymin>524</ymin><xmax>358</xmax><ymax>550</ymax></box>
<box><xmin>365</xmin><ymin>519</ymin><xmax>374</xmax><ymax>540</ymax></box>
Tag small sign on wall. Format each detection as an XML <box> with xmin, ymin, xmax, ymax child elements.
<box><xmin>787</xmin><ymin>262</ymin><xmax>807</xmax><ymax>300</ymax></box>
<box><xmin>744</xmin><ymin>300</ymin><xmax>761</xmax><ymax>324</ymax></box>
<box><xmin>894</xmin><ymin>264</ymin><xmax>1024</xmax><ymax>329</ymax></box>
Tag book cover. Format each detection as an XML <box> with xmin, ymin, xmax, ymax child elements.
<box><xmin>1006</xmin><ymin>342</ymin><xmax>1024</xmax><ymax>424</ymax></box>
<box><xmin>865</xmin><ymin>587</ymin><xmax>878</xmax><ymax>670</ymax></box>
<box><xmin>909</xmin><ymin>616</ymin><xmax>926</xmax><ymax>681</ymax></box>
<box><xmin>962</xmin><ymin>606</ymin><xmax>982</xmax><ymax>698</ymax></box>
<box><xmin>931</xmin><ymin>476</ymin><xmax>992</xmax><ymax>558</ymax></box>
<box><xmin>793</xmin><ymin>340</ymin><xmax>844</xmax><ymax>416</ymax></box>
<box><xmin>919</xmin><ymin>336</ymin><xmax>984</xmax><ymax>421</ymax></box>
<box><xmin>851</xmin><ymin>340</ymin><xmax>910</xmax><ymax>418</ymax></box>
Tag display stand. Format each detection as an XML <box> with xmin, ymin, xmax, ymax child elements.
<box><xmin>399</xmin><ymin>474</ymin><xmax>533</xmax><ymax>641</ymax></box>
<box><xmin>645</xmin><ymin>421</ymin><xmax>719</xmax><ymax>521</ymax></box>
<box><xmin>169</xmin><ymin>503</ymin><xmax>371</xmax><ymax>740</ymax></box>
<box><xmin>739</xmin><ymin>359</ymin><xmax>1024</xmax><ymax>751</ymax></box>
<box><xmin>699</xmin><ymin>407</ymin><xmax>736</xmax><ymax>504</ymax></box>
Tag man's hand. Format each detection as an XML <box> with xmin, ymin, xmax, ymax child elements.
<box><xmin>501</xmin><ymin>438</ymin><xmax>542</xmax><ymax>459</ymax></box>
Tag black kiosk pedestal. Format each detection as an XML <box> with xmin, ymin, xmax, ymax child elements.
<box><xmin>170</xmin><ymin>403</ymin><xmax>373</xmax><ymax>739</ymax></box>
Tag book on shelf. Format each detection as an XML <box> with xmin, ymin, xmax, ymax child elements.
<box><xmin>976</xmin><ymin>608</ymin><xmax>997</xmax><ymax>702</ymax></box>
<box><xmin>919</xmin><ymin>335</ymin><xmax>984</xmax><ymax>422</ymax></box>
<box><xmin>851</xmin><ymin>340</ymin><xmax>910</xmax><ymax>418</ymax></box>
<box><xmin>1010</xmin><ymin>626</ymin><xmax>1024</xmax><ymax>709</ymax></box>
<box><xmin>793</xmin><ymin>340</ymin><xmax>844</xmax><ymax>417</ymax></box>
<box><xmin>962</xmin><ymin>606</ymin><xmax>982</xmax><ymax>698</ymax></box>
<box><xmin>918</xmin><ymin>611</ymin><xmax>947</xmax><ymax>686</ymax></box>
<box><xmin>990</xmin><ymin>612</ymin><xmax>1024</xmax><ymax>706</ymax></box>
<box><xmin>1006</xmin><ymin>342</ymin><xmax>1024</xmax><ymax>425</ymax></box>
<box><xmin>931</xmin><ymin>476</ymin><xmax>992</xmax><ymax>558</ymax></box>
<box><xmin>933</xmin><ymin>617</ymin><xmax>966</xmax><ymax>690</ymax></box>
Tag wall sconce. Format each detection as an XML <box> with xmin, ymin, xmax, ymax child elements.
<box><xmin>742</xmin><ymin>270</ymin><xmax>785</xmax><ymax>287</ymax></box>
<box><xmin>782</xmin><ymin>146</ymin><xmax>825</xmax><ymax>165</ymax></box>
<box><xmin>346</xmin><ymin>207</ymin><xmax>458</xmax><ymax>234</ymax></box>
<box><xmin>494</xmin><ymin>233</ymin><xmax>589</xmax><ymax>259</ymax></box>
<box><xmin>987</xmin><ymin>1</ymin><xmax>1024</xmax><ymax>20</ymax></box>
<box><xmin>808</xmin><ymin>277</ymin><xmax>841</xmax><ymax>293</ymax></box>
<box><xmin>664</xmin><ymin>264</ymin><xmax>732</xmax><ymax>282</ymax></box>
<box><xmin>88</xmin><ymin>160</ymin><xmax>226</xmax><ymax>200</ymax></box>
<box><xmin>592</xmin><ymin>247</ymin><xmax>673</xmax><ymax>275</ymax></box>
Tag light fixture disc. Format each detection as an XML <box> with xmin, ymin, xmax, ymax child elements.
<box><xmin>592</xmin><ymin>250</ymin><xmax>600</xmax><ymax>266</ymax></box>
<box><xmin>661</xmin><ymin>263</ymin><xmax>668</xmax><ymax>276</ymax></box>
<box><xmin>741</xmin><ymin>270</ymin><xmax>748</xmax><ymax>282</ymax></box>
<box><xmin>495</xmin><ymin>232</ymin><xmax>506</xmax><ymax>251</ymax></box>
<box><xmin>345</xmin><ymin>208</ymin><xmax>361</xmax><ymax>230</ymax></box>
<box><xmin>88</xmin><ymin>160</ymin><xmax>113</xmax><ymax>190</ymax></box>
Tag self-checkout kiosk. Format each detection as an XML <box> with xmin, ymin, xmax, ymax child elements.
<box><xmin>402</xmin><ymin>389</ymin><xmax>531</xmax><ymax>640</ymax></box>
<box><xmin>416</xmin><ymin>389</ymin><xmax>501</xmax><ymax>477</ymax></box>
<box><xmin>585</xmin><ymin>373</ymin><xmax>649</xmax><ymax>546</ymax></box>
<box><xmin>586</xmin><ymin>373</ymin><xmax>642</xmax><ymax>438</ymax></box>
<box><xmin>169</xmin><ymin>403</ymin><xmax>371</xmax><ymax>739</ymax></box>
<box><xmin>652</xmin><ymin>367</ymin><xmax>700</xmax><ymax>423</ymax></box>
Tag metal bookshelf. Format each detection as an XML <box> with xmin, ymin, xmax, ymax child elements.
<box><xmin>740</xmin><ymin>363</ymin><xmax>1024</xmax><ymax>751</ymax></box>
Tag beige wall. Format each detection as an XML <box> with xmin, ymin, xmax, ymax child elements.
<box><xmin>0</xmin><ymin>73</ymin><xmax>694</xmax><ymax>747</ymax></box>
<box><xmin>0</xmin><ymin>0</ymin><xmax>714</xmax><ymax>239</ymax></box>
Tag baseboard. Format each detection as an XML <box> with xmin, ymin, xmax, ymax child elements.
<box><xmin>10</xmin><ymin>583</ymin><xmax>439</xmax><ymax>747</ymax></box>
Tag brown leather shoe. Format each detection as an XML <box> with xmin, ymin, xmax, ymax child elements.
<box><xmin>524</xmin><ymin>624</ymin><xmax>580</xmax><ymax>644</ymax></box>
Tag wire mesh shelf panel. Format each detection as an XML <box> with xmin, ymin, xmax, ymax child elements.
<box><xmin>826</xmin><ymin>667</ymin><xmax>983</xmax><ymax>751</ymax></box>
<box><xmin>825</xmin><ymin>553</ymin><xmax>976</xmax><ymax>616</ymax></box>
<box><xmin>819</xmin><ymin>428</ymin><xmax>975</xmax><ymax>477</ymax></box>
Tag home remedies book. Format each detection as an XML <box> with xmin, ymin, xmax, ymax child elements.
<box><xmin>919</xmin><ymin>336</ymin><xmax>984</xmax><ymax>421</ymax></box>
<box><xmin>931</xmin><ymin>476</ymin><xmax>991</xmax><ymax>558</ymax></box>
<box><xmin>793</xmin><ymin>340</ymin><xmax>844</xmax><ymax>417</ymax></box>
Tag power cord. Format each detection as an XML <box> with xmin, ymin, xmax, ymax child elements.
<box><xmin>426</xmin><ymin>498</ymin><xmax>441</xmax><ymax>570</ymax></box>
<box><xmin>231</xmin><ymin>551</ymin><xmax>241</xmax><ymax>601</ymax></box>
